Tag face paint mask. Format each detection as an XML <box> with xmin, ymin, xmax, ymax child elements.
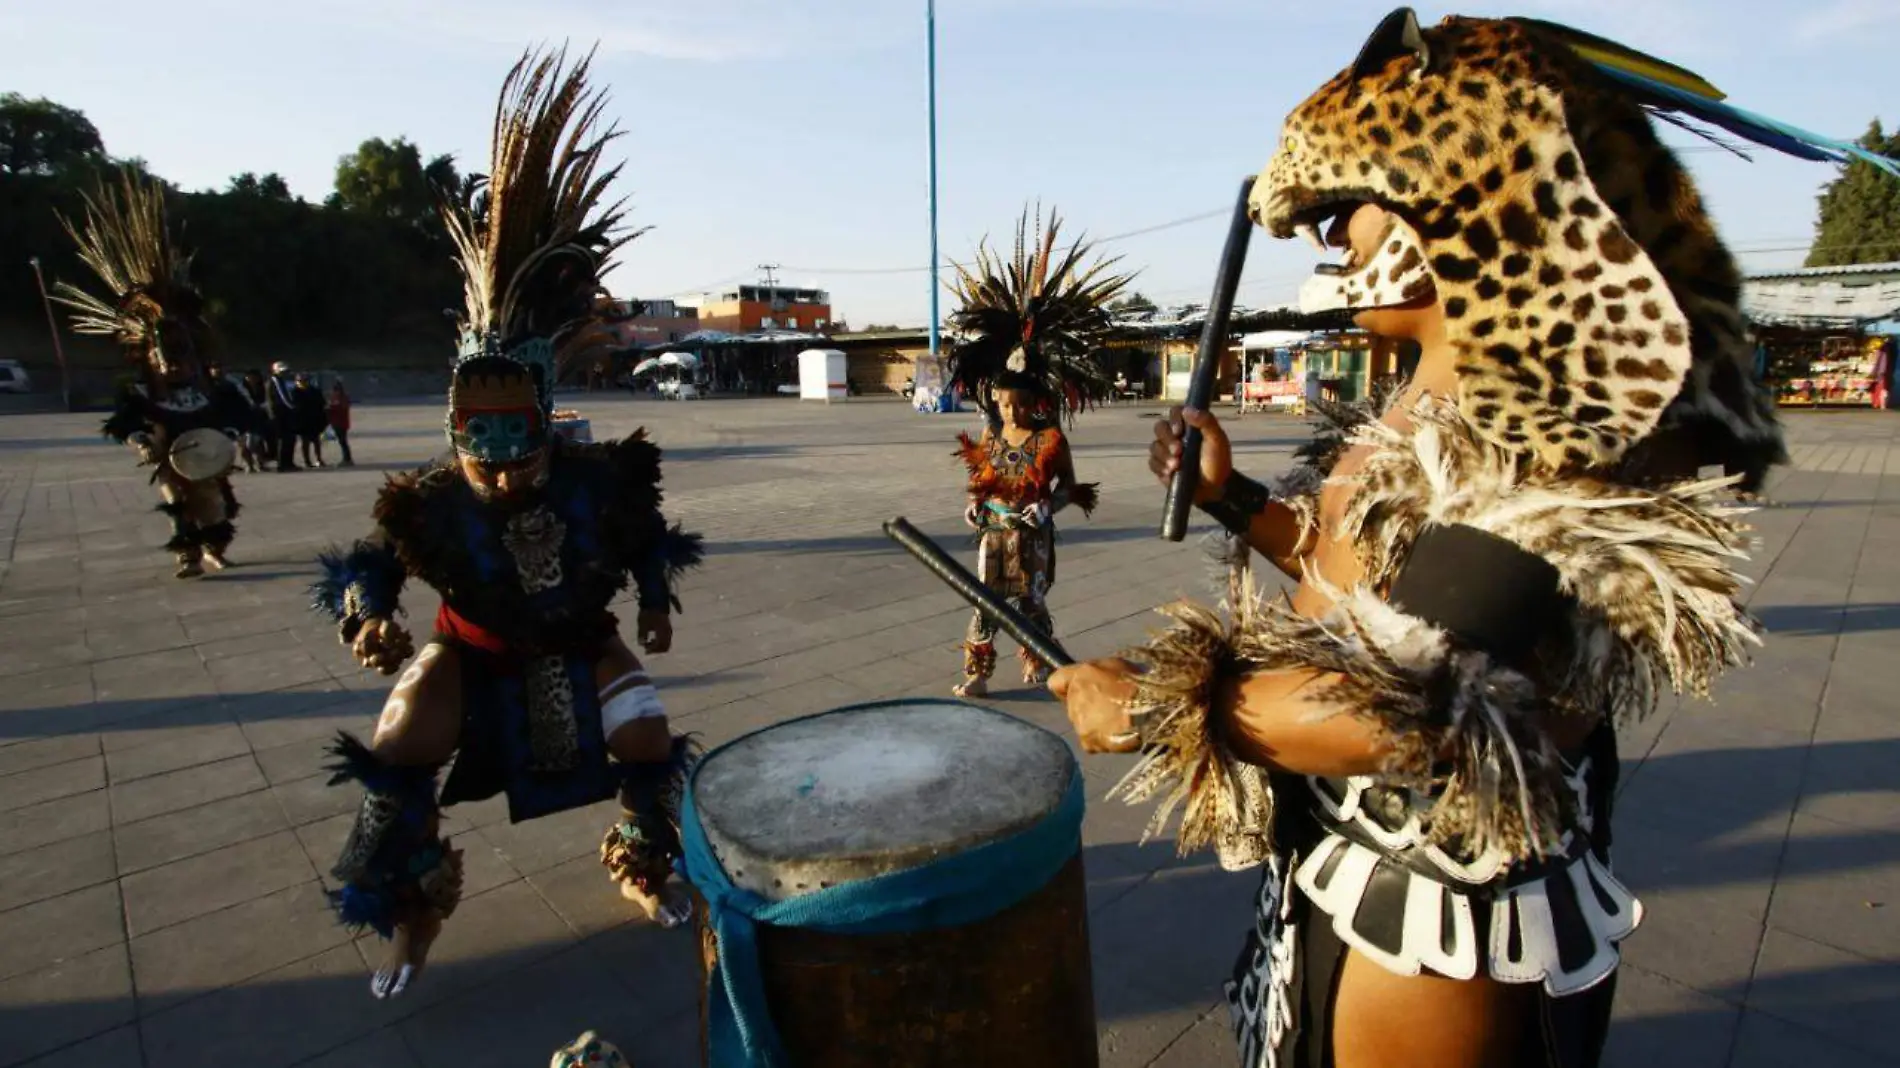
<box><xmin>1296</xmin><ymin>217</ymin><xmax>1435</xmax><ymax>315</ymax></box>
<box><xmin>449</xmin><ymin>404</ymin><xmax>546</xmax><ymax>463</ymax></box>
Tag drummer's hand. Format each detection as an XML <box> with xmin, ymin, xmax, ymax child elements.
<box><xmin>1048</xmin><ymin>658</ymin><xmax>1142</xmax><ymax>754</ymax></box>
<box><xmin>352</xmin><ymin>618</ymin><xmax>414</xmax><ymax>675</ymax></box>
<box><xmin>637</xmin><ymin>610</ymin><xmax>673</xmax><ymax>654</ymax></box>
<box><xmin>1150</xmin><ymin>407</ymin><xmax>1233</xmax><ymax>505</ymax></box>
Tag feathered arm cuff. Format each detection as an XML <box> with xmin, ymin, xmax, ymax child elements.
<box><xmin>1052</xmin><ymin>481</ymin><xmax>1100</xmax><ymax>516</ymax></box>
<box><xmin>311</xmin><ymin>539</ymin><xmax>407</xmax><ymax>643</ymax></box>
<box><xmin>631</xmin><ymin>521</ymin><xmax>705</xmax><ymax>614</ymax></box>
<box><xmin>101</xmin><ymin>392</ymin><xmax>150</xmax><ymax>446</ymax></box>
<box><xmin>1112</xmin><ymin>571</ymin><xmax>1567</xmax><ymax>871</ymax></box>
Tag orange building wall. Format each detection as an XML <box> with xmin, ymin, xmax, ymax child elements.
<box><xmin>694</xmin><ymin>299</ymin><xmax>833</xmax><ymax>334</ymax></box>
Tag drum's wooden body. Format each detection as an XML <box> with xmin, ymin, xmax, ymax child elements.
<box><xmin>691</xmin><ymin>700</ymin><xmax>1098</xmax><ymax>1067</ymax></box>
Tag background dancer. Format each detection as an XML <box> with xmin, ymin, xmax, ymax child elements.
<box><xmin>311</xmin><ymin>45</ymin><xmax>702</xmax><ymax>1001</ymax></box>
<box><xmin>55</xmin><ymin>169</ymin><xmax>251</xmax><ymax>578</ymax></box>
<box><xmin>944</xmin><ymin>206</ymin><xmax>1123</xmax><ymax>696</ymax></box>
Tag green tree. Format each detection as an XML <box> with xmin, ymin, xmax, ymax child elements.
<box><xmin>0</xmin><ymin>93</ymin><xmax>107</xmax><ymax>175</ymax></box>
<box><xmin>1110</xmin><ymin>291</ymin><xmax>1158</xmax><ymax>316</ymax></box>
<box><xmin>227</xmin><ymin>171</ymin><xmax>296</xmax><ymax>202</ymax></box>
<box><xmin>330</xmin><ymin>137</ymin><xmax>463</xmax><ymax>230</ymax></box>
<box><xmin>1806</xmin><ymin>120</ymin><xmax>1900</xmax><ymax>268</ymax></box>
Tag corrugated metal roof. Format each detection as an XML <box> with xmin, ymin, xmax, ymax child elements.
<box><xmin>1744</xmin><ymin>262</ymin><xmax>1900</xmax><ymax>281</ymax></box>
<box><xmin>1742</xmin><ymin>274</ymin><xmax>1900</xmax><ymax>327</ymax></box>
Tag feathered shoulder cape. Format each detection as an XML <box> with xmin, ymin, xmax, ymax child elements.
<box><xmin>313</xmin><ymin>433</ymin><xmax>702</xmax><ymax>646</ymax></box>
<box><xmin>1114</xmin><ymin>396</ymin><xmax>1759</xmax><ymax>870</ymax></box>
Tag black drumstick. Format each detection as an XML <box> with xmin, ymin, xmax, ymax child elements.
<box><xmin>883</xmin><ymin>517</ymin><xmax>1074</xmax><ymax>669</ymax></box>
<box><xmin>1161</xmin><ymin>175</ymin><xmax>1257</xmax><ymax>542</ymax></box>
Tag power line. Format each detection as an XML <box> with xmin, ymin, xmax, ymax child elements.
<box><xmin>763</xmin><ymin>207</ymin><xmax>1238</xmax><ymax>273</ymax></box>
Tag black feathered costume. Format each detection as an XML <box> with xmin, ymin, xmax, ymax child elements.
<box><xmin>55</xmin><ymin>170</ymin><xmax>249</xmax><ymax>576</ymax></box>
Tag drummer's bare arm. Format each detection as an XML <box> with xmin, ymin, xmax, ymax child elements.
<box><xmin>1148</xmin><ymin>407</ymin><xmax>1308</xmax><ymax>579</ymax></box>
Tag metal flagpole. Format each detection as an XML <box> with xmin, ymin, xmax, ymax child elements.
<box><xmin>926</xmin><ymin>0</ymin><xmax>942</xmax><ymax>364</ymax></box>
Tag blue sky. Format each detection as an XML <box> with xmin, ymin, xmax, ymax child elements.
<box><xmin>7</xmin><ymin>0</ymin><xmax>1896</xmax><ymax>326</ymax></box>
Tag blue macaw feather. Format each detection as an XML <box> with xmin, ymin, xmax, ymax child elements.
<box><xmin>1594</xmin><ymin>63</ymin><xmax>1900</xmax><ymax>179</ymax></box>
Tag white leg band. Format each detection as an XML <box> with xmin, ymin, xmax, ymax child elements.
<box><xmin>600</xmin><ymin>683</ymin><xmax>665</xmax><ymax>738</ymax></box>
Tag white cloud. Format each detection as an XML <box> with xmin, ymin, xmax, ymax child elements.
<box><xmin>1793</xmin><ymin>0</ymin><xmax>1900</xmax><ymax>42</ymax></box>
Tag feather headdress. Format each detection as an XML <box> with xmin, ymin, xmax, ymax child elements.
<box><xmin>946</xmin><ymin>204</ymin><xmax>1135</xmax><ymax>425</ymax></box>
<box><xmin>444</xmin><ymin>44</ymin><xmax>646</xmax><ymax>405</ymax></box>
<box><xmin>52</xmin><ymin>168</ymin><xmax>209</xmax><ymax>383</ymax></box>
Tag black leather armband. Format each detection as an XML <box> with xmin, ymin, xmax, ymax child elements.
<box><xmin>1197</xmin><ymin>471</ymin><xmax>1273</xmax><ymax>537</ymax></box>
<box><xmin>1387</xmin><ymin>524</ymin><xmax>1569</xmax><ymax>666</ymax></box>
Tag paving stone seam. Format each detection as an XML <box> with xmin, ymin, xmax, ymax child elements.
<box><xmin>1722</xmin><ymin>462</ymin><xmax>1875</xmax><ymax>1068</ymax></box>
<box><xmin>1142</xmin><ymin>1002</ymin><xmax>1230</xmax><ymax>1068</ymax></box>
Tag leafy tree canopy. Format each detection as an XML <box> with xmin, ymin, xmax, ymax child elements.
<box><xmin>1806</xmin><ymin>119</ymin><xmax>1900</xmax><ymax>268</ymax></box>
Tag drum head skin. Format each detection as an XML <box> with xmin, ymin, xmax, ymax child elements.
<box><xmin>169</xmin><ymin>428</ymin><xmax>238</xmax><ymax>481</ymax></box>
<box><xmin>693</xmin><ymin>700</ymin><xmax>1076</xmax><ymax>900</ymax></box>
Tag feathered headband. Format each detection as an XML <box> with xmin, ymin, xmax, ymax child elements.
<box><xmin>52</xmin><ymin>168</ymin><xmax>209</xmax><ymax>380</ymax></box>
<box><xmin>945</xmin><ymin>204</ymin><xmax>1135</xmax><ymax>424</ymax></box>
<box><xmin>443</xmin><ymin>44</ymin><xmax>647</xmax><ymax>415</ymax></box>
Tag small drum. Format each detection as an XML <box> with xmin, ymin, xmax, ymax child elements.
<box><xmin>167</xmin><ymin>427</ymin><xmax>238</xmax><ymax>482</ymax></box>
<box><xmin>688</xmin><ymin>700</ymin><xmax>1097</xmax><ymax>1067</ymax></box>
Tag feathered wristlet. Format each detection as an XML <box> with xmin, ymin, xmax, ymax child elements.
<box><xmin>1111</xmin><ymin>397</ymin><xmax>1761</xmax><ymax>869</ymax></box>
<box><xmin>311</xmin><ymin>540</ymin><xmax>408</xmax><ymax>642</ymax></box>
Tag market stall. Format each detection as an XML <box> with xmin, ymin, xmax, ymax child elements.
<box><xmin>1238</xmin><ymin>331</ymin><xmax>1310</xmax><ymax>414</ymax></box>
<box><xmin>1743</xmin><ymin>264</ymin><xmax>1900</xmax><ymax>409</ymax></box>
<box><xmin>1756</xmin><ymin>331</ymin><xmax>1893</xmax><ymax>409</ymax></box>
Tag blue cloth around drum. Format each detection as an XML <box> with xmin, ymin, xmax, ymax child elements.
<box><xmin>679</xmin><ymin>700</ymin><xmax>1087</xmax><ymax>1068</ymax></box>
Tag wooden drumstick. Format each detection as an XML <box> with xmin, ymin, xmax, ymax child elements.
<box><xmin>883</xmin><ymin>518</ymin><xmax>1074</xmax><ymax>670</ymax></box>
<box><xmin>1161</xmin><ymin>175</ymin><xmax>1257</xmax><ymax>543</ymax></box>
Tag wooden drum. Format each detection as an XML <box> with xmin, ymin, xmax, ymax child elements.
<box><xmin>688</xmin><ymin>699</ymin><xmax>1097</xmax><ymax>1067</ymax></box>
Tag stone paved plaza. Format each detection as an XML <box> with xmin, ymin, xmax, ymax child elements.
<box><xmin>0</xmin><ymin>393</ymin><xmax>1895</xmax><ymax>1068</ymax></box>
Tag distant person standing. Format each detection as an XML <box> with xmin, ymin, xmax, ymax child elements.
<box><xmin>328</xmin><ymin>379</ymin><xmax>355</xmax><ymax>466</ymax></box>
<box><xmin>291</xmin><ymin>372</ymin><xmax>328</xmax><ymax>467</ymax></box>
<box><xmin>241</xmin><ymin>369</ymin><xmax>273</xmax><ymax>467</ymax></box>
<box><xmin>206</xmin><ymin>363</ymin><xmax>261</xmax><ymax>472</ymax></box>
<box><xmin>266</xmin><ymin>361</ymin><xmax>299</xmax><ymax>471</ymax></box>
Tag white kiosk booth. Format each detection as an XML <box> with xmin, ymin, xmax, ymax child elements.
<box><xmin>796</xmin><ymin>348</ymin><xmax>849</xmax><ymax>402</ymax></box>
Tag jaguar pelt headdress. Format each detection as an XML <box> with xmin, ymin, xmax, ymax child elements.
<box><xmin>1252</xmin><ymin>9</ymin><xmax>1796</xmax><ymax>488</ymax></box>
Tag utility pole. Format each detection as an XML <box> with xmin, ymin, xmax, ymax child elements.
<box><xmin>26</xmin><ymin>257</ymin><xmax>72</xmax><ymax>412</ymax></box>
<box><xmin>756</xmin><ymin>262</ymin><xmax>781</xmax><ymax>301</ymax></box>
<box><xmin>926</xmin><ymin>0</ymin><xmax>942</xmax><ymax>363</ymax></box>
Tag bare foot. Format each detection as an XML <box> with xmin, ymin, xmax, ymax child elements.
<box><xmin>370</xmin><ymin>909</ymin><xmax>442</xmax><ymax>999</ymax></box>
<box><xmin>203</xmin><ymin>551</ymin><xmax>231</xmax><ymax>571</ymax></box>
<box><xmin>953</xmin><ymin>676</ymin><xmax>988</xmax><ymax>698</ymax></box>
<box><xmin>619</xmin><ymin>878</ymin><xmax>692</xmax><ymax>928</ymax></box>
